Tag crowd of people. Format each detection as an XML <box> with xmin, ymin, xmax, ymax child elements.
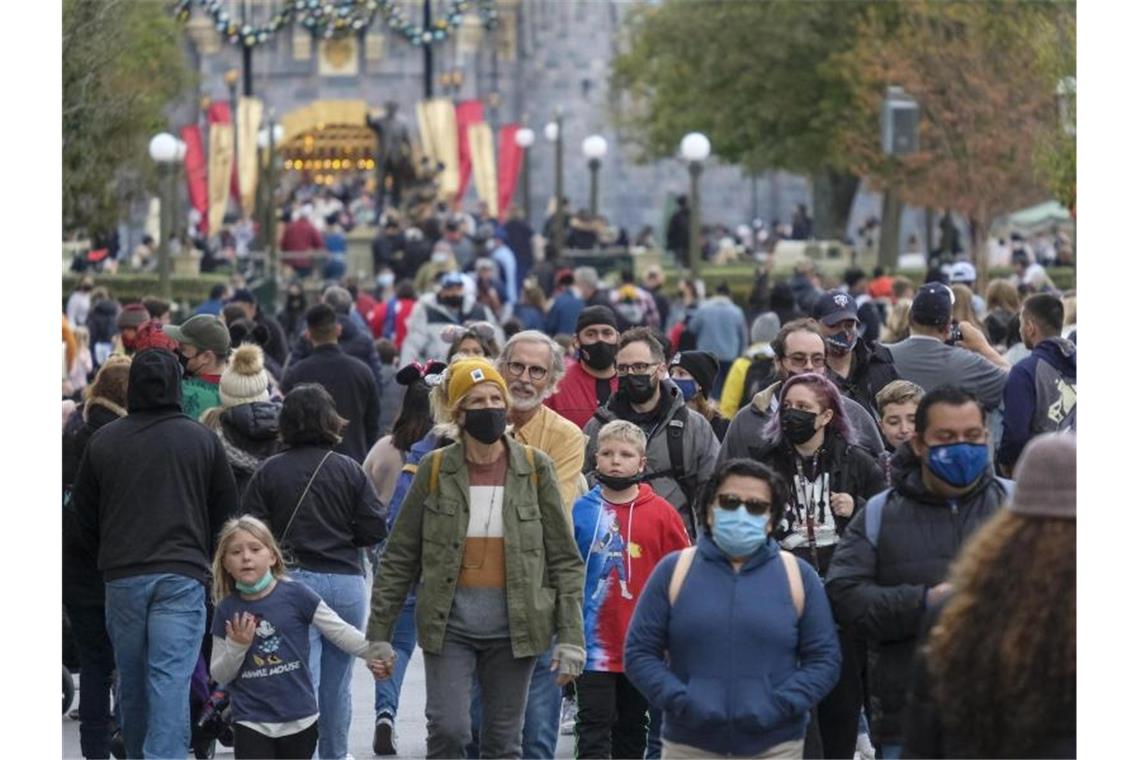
<box><xmin>62</xmin><ymin>200</ymin><xmax>1076</xmax><ymax>760</ymax></box>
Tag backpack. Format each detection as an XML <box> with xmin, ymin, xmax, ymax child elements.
<box><xmin>667</xmin><ymin>545</ymin><xmax>804</xmax><ymax>617</ymax></box>
<box><xmin>740</xmin><ymin>356</ymin><xmax>776</xmax><ymax>409</ymax></box>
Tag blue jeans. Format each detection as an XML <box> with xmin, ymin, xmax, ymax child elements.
<box><xmin>880</xmin><ymin>743</ymin><xmax>903</xmax><ymax>759</ymax></box>
<box><xmin>105</xmin><ymin>573</ymin><xmax>205</xmax><ymax>759</ymax></box>
<box><xmin>521</xmin><ymin>644</ymin><xmax>561</xmax><ymax>759</ymax></box>
<box><xmin>373</xmin><ymin>599</ymin><xmax>417</xmax><ymax>718</ymax></box>
<box><xmin>292</xmin><ymin>569</ymin><xmax>367</xmax><ymax>760</ymax></box>
<box><xmin>645</xmin><ymin>707</ymin><xmax>663</xmax><ymax>758</ymax></box>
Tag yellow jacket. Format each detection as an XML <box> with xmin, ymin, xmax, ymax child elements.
<box><xmin>512</xmin><ymin>403</ymin><xmax>587</xmax><ymax>522</ymax></box>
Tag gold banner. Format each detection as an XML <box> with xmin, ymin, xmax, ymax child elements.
<box><xmin>467</xmin><ymin>122</ymin><xmax>498</xmax><ymax>220</ymax></box>
<box><xmin>416</xmin><ymin>98</ymin><xmax>459</xmax><ymax>200</ymax></box>
<box><xmin>238</xmin><ymin>97</ymin><xmax>263</xmax><ymax>215</ymax></box>
<box><xmin>208</xmin><ymin>124</ymin><xmax>234</xmax><ymax>235</ymax></box>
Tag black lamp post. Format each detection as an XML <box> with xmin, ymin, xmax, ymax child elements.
<box><xmin>582</xmin><ymin>134</ymin><xmax>607</xmax><ymax>217</ymax></box>
<box><xmin>545</xmin><ymin>112</ymin><xmax>564</xmax><ymax>257</ymax></box>
<box><xmin>680</xmin><ymin>132</ymin><xmax>711</xmax><ymax>278</ymax></box>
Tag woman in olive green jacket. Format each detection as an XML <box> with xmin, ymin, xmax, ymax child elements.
<box><xmin>368</xmin><ymin>356</ymin><xmax>585</xmax><ymax>759</ymax></box>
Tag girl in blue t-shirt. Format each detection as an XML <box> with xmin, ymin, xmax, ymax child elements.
<box><xmin>210</xmin><ymin>516</ymin><xmax>393</xmax><ymax>759</ymax></box>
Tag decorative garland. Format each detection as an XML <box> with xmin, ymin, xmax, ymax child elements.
<box><xmin>175</xmin><ymin>0</ymin><xmax>499</xmax><ymax>49</ymax></box>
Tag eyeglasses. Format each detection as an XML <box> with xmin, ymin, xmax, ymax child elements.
<box><xmin>505</xmin><ymin>361</ymin><xmax>549</xmax><ymax>381</ymax></box>
<box><xmin>785</xmin><ymin>353</ymin><xmax>827</xmax><ymax>369</ymax></box>
<box><xmin>616</xmin><ymin>362</ymin><xmax>660</xmax><ymax>376</ymax></box>
<box><xmin>715</xmin><ymin>494</ymin><xmax>772</xmax><ymax>516</ymax></box>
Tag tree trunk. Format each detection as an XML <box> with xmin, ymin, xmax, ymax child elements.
<box><xmin>878</xmin><ymin>186</ymin><xmax>904</xmax><ymax>270</ymax></box>
<box><xmin>972</xmin><ymin>211</ymin><xmax>992</xmax><ymax>290</ymax></box>
<box><xmin>811</xmin><ymin>169</ymin><xmax>861</xmax><ymax>241</ymax></box>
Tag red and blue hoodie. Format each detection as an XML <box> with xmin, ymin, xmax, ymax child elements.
<box><xmin>572</xmin><ymin>482</ymin><xmax>690</xmax><ymax>672</ymax></box>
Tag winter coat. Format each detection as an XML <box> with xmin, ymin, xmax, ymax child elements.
<box><xmin>719</xmin><ymin>381</ymin><xmax>885</xmax><ymax>468</ymax></box>
<box><xmin>62</xmin><ymin>398</ymin><xmax>127</xmax><ymax>607</ymax></box>
<box><xmin>827</xmin><ymin>339</ymin><xmax>899</xmax><ymax>422</ymax></box>
<box><xmin>287</xmin><ymin>314</ymin><xmax>385</xmax><ymax>391</ymax></box>
<box><xmin>211</xmin><ymin>401</ymin><xmax>282</xmax><ymax>496</ymax></box>
<box><xmin>243</xmin><ymin>444</ymin><xmax>387</xmax><ymax>575</ymax></box>
<box><xmin>281</xmin><ymin>344</ymin><xmax>381</xmax><ymax>463</ymax></box>
<box><xmin>399</xmin><ymin>292</ymin><xmax>496</xmax><ymax>365</ymax></box>
<box><xmin>824</xmin><ymin>444</ymin><xmax>1013</xmax><ymax>745</ymax></box>
<box><xmin>720</xmin><ymin>343</ymin><xmax>776</xmax><ymax>419</ymax></box>
<box><xmin>573</xmin><ymin>484</ymin><xmax>690</xmax><ymax>672</ymax></box>
<box><xmin>624</xmin><ymin>535</ymin><xmax>841</xmax><ymax>757</ymax></box>
<box><xmin>377</xmin><ymin>363</ymin><xmax>404</xmax><ymax>437</ymax></box>
<box><xmin>368</xmin><ymin>437</ymin><xmax>585</xmax><ymax>658</ymax></box>
<box><xmin>256</xmin><ymin>310</ymin><xmax>290</xmax><ymax>367</ymax></box>
<box><xmin>584</xmin><ymin>381</ymin><xmax>720</xmax><ymax>533</ymax></box>
<box><xmin>72</xmin><ymin>349</ymin><xmax>239</xmax><ymax>586</ymax></box>
<box><xmin>747</xmin><ymin>430</ymin><xmax>887</xmax><ymax>576</ymax></box>
<box><xmin>997</xmin><ymin>337</ymin><xmax>1076</xmax><ymax>472</ymax></box>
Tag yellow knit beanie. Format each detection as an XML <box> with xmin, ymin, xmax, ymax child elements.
<box><xmin>446</xmin><ymin>357</ymin><xmax>509</xmax><ymax>408</ymax></box>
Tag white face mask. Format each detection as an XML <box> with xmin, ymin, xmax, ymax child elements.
<box><xmin>431</xmin><ymin>252</ymin><xmax>450</xmax><ymax>264</ymax></box>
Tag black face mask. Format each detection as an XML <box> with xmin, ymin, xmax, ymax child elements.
<box><xmin>595</xmin><ymin>472</ymin><xmax>643</xmax><ymax>492</ymax></box>
<box><xmin>781</xmin><ymin>408</ymin><xmax>819</xmax><ymax>445</ymax></box>
<box><xmin>439</xmin><ymin>294</ymin><xmax>464</xmax><ymax>309</ymax></box>
<box><xmin>620</xmin><ymin>374</ymin><xmax>658</xmax><ymax>405</ymax></box>
<box><xmin>463</xmin><ymin>408</ymin><xmax>507</xmax><ymax>444</ymax></box>
<box><xmin>176</xmin><ymin>350</ymin><xmax>192</xmax><ymax>378</ymax></box>
<box><xmin>578</xmin><ymin>341</ymin><xmax>616</xmax><ymax>371</ymax></box>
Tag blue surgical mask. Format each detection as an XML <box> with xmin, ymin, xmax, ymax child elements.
<box><xmin>711</xmin><ymin>505</ymin><xmax>769</xmax><ymax>558</ymax></box>
<box><xmin>826</xmin><ymin>330</ymin><xmax>857</xmax><ymax>353</ymax></box>
<box><xmin>926</xmin><ymin>442</ymin><xmax>989</xmax><ymax>488</ymax></box>
<box><xmin>234</xmin><ymin>570</ymin><xmax>274</xmax><ymax>595</ymax></box>
<box><xmin>673</xmin><ymin>378</ymin><xmax>699</xmax><ymax>402</ymax></box>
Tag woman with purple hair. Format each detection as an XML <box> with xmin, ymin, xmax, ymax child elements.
<box><xmin>754</xmin><ymin>371</ymin><xmax>887</xmax><ymax>760</ymax></box>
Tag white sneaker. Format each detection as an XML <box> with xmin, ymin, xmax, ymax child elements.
<box><xmin>855</xmin><ymin>732</ymin><xmax>876</xmax><ymax>760</ymax></box>
<box><xmin>559</xmin><ymin>696</ymin><xmax>577</xmax><ymax>736</ymax></box>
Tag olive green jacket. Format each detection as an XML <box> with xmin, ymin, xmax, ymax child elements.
<box><xmin>367</xmin><ymin>437</ymin><xmax>585</xmax><ymax>658</ymax></box>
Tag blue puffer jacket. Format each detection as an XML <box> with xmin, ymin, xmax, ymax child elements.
<box><xmin>624</xmin><ymin>534</ymin><xmax>841</xmax><ymax>756</ymax></box>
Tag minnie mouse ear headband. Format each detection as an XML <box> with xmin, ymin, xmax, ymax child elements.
<box><xmin>397</xmin><ymin>360</ymin><xmax>447</xmax><ymax>386</ymax></box>
<box><xmin>441</xmin><ymin>321</ymin><xmax>497</xmax><ymax>344</ymax></box>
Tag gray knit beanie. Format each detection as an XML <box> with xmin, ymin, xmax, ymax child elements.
<box><xmin>751</xmin><ymin>312</ymin><xmax>781</xmax><ymax>344</ymax></box>
<box><xmin>1008</xmin><ymin>432</ymin><xmax>1076</xmax><ymax>520</ymax></box>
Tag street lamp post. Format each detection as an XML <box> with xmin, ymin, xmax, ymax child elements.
<box><xmin>545</xmin><ymin>113</ymin><xmax>564</xmax><ymax>258</ymax></box>
<box><xmin>514</xmin><ymin>127</ymin><xmax>535</xmax><ymax>224</ymax></box>
<box><xmin>258</xmin><ymin>120</ymin><xmax>285</xmax><ymax>305</ymax></box>
<box><xmin>224</xmin><ymin>68</ymin><xmax>241</xmax><ymax>216</ymax></box>
<box><xmin>149</xmin><ymin>132</ymin><xmax>184</xmax><ymax>301</ymax></box>
<box><xmin>680</xmin><ymin>132</ymin><xmax>711</xmax><ymax>279</ymax></box>
<box><xmin>582</xmin><ymin>135</ymin><xmax>607</xmax><ymax>217</ymax></box>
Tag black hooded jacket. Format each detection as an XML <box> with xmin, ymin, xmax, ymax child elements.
<box><xmin>218</xmin><ymin>401</ymin><xmax>282</xmax><ymax>495</ymax></box>
<box><xmin>72</xmin><ymin>349</ymin><xmax>239</xmax><ymax>586</ymax></box>
<box><xmin>824</xmin><ymin>441</ymin><xmax>1012</xmax><ymax>744</ymax></box>
<box><xmin>827</xmin><ymin>338</ymin><xmax>898</xmax><ymax>421</ymax></box>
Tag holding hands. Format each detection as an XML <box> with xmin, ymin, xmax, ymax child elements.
<box><xmin>367</xmin><ymin>640</ymin><xmax>397</xmax><ymax>681</ymax></box>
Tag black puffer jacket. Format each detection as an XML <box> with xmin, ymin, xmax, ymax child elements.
<box><xmin>827</xmin><ymin>339</ymin><xmax>898</xmax><ymax>422</ymax></box>
<box><xmin>824</xmin><ymin>443</ymin><xmax>1012</xmax><ymax>745</ymax></box>
<box><xmin>63</xmin><ymin>398</ymin><xmax>127</xmax><ymax>607</ymax></box>
<box><xmin>747</xmin><ymin>429</ymin><xmax>886</xmax><ymax>576</ymax></box>
<box><xmin>217</xmin><ymin>401</ymin><xmax>282</xmax><ymax>496</ymax></box>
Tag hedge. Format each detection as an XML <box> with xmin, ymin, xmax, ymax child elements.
<box><xmin>62</xmin><ymin>272</ymin><xmax>231</xmax><ymax>319</ymax></box>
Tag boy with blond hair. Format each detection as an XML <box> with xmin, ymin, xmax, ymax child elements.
<box><xmin>572</xmin><ymin>420</ymin><xmax>690</xmax><ymax>759</ymax></box>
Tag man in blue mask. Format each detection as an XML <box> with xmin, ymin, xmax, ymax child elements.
<box><xmin>824</xmin><ymin>385</ymin><xmax>1014</xmax><ymax>760</ymax></box>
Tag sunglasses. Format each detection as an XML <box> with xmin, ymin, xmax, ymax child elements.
<box><xmin>715</xmin><ymin>494</ymin><xmax>772</xmax><ymax>516</ymax></box>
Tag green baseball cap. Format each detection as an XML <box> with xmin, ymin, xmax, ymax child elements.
<box><xmin>162</xmin><ymin>315</ymin><xmax>231</xmax><ymax>356</ymax></box>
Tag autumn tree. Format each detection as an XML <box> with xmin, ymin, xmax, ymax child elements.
<box><xmin>610</xmin><ymin>0</ymin><xmax>871</xmax><ymax>239</ymax></box>
<box><xmin>834</xmin><ymin>0</ymin><xmax>1074</xmax><ymax>276</ymax></box>
<box><xmin>63</xmin><ymin>0</ymin><xmax>194</xmax><ymax>235</ymax></box>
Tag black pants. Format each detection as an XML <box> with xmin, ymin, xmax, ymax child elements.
<box><xmin>233</xmin><ymin>722</ymin><xmax>319</xmax><ymax>759</ymax></box>
<box><xmin>575</xmin><ymin>671</ymin><xmax>649</xmax><ymax>759</ymax></box>
<box><xmin>65</xmin><ymin>602</ymin><xmax>116</xmax><ymax>760</ymax></box>
<box><xmin>814</xmin><ymin>628</ymin><xmax>866</xmax><ymax>759</ymax></box>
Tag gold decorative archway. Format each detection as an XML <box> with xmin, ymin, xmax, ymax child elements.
<box><xmin>278</xmin><ymin>99</ymin><xmax>378</xmax><ymax>180</ymax></box>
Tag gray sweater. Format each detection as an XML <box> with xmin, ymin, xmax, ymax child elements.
<box><xmin>884</xmin><ymin>335</ymin><xmax>1008</xmax><ymax>411</ymax></box>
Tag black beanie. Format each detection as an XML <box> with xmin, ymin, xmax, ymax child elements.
<box><xmin>576</xmin><ymin>304</ymin><xmax>618</xmax><ymax>333</ymax></box>
<box><xmin>673</xmin><ymin>350</ymin><xmax>719</xmax><ymax>395</ymax></box>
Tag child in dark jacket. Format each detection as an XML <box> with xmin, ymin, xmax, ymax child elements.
<box><xmin>572</xmin><ymin>420</ymin><xmax>690</xmax><ymax>759</ymax></box>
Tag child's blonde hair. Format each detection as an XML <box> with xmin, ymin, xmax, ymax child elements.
<box><xmin>211</xmin><ymin>515</ymin><xmax>288</xmax><ymax>604</ymax></box>
<box><xmin>875</xmin><ymin>379</ymin><xmax>925</xmax><ymax>416</ymax></box>
<box><xmin>597</xmin><ymin>420</ymin><xmax>647</xmax><ymax>456</ymax></box>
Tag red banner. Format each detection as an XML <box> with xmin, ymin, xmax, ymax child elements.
<box><xmin>454</xmin><ymin>100</ymin><xmax>485</xmax><ymax>209</ymax></box>
<box><xmin>180</xmin><ymin>125</ymin><xmax>209</xmax><ymax>235</ymax></box>
<box><xmin>206</xmin><ymin>102</ymin><xmax>241</xmax><ymax>202</ymax></box>
<box><xmin>496</xmin><ymin>123</ymin><xmax>522</xmax><ymax>223</ymax></box>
